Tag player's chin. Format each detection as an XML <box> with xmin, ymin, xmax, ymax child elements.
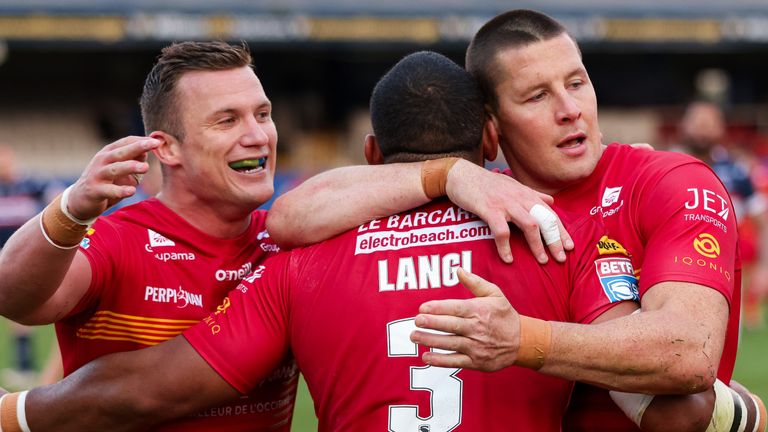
<box><xmin>247</xmin><ymin>185</ymin><xmax>274</xmax><ymax>205</ymax></box>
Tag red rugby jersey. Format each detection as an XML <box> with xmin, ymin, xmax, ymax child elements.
<box><xmin>56</xmin><ymin>198</ymin><xmax>297</xmax><ymax>432</ymax></box>
<box><xmin>555</xmin><ymin>144</ymin><xmax>741</xmax><ymax>431</ymax></box>
<box><xmin>186</xmin><ymin>199</ymin><xmax>636</xmax><ymax>431</ymax></box>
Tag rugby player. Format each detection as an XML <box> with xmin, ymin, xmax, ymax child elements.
<box><xmin>268</xmin><ymin>9</ymin><xmax>764</xmax><ymax>432</ymax></box>
<box><xmin>0</xmin><ymin>50</ymin><xmax>638</xmax><ymax>432</ymax></box>
<box><xmin>0</xmin><ymin>41</ymin><xmax>299</xmax><ymax>431</ymax></box>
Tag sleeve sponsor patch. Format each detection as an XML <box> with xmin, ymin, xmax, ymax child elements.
<box><xmin>596</xmin><ymin>235</ymin><xmax>629</xmax><ymax>256</ymax></box>
<box><xmin>595</xmin><ymin>257</ymin><xmax>639</xmax><ymax>302</ymax></box>
<box><xmin>78</xmin><ymin>228</ymin><xmax>96</xmax><ymax>249</ymax></box>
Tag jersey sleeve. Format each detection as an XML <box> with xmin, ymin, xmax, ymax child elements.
<box><xmin>183</xmin><ymin>252</ymin><xmax>292</xmax><ymax>394</ymax></box>
<box><xmin>69</xmin><ymin>217</ymin><xmax>122</xmax><ymax>316</ymax></box>
<box><xmin>567</xmin><ymin>217</ymin><xmax>640</xmax><ymax>324</ymax></box>
<box><xmin>637</xmin><ymin>162</ymin><xmax>738</xmax><ymax>304</ymax></box>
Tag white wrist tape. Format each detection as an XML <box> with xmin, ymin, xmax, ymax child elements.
<box><xmin>61</xmin><ymin>186</ymin><xmax>97</xmax><ymax>227</ymax></box>
<box><xmin>17</xmin><ymin>391</ymin><xmax>30</xmax><ymax>432</ymax></box>
<box><xmin>0</xmin><ymin>393</ymin><xmax>7</xmax><ymax>432</ymax></box>
<box><xmin>529</xmin><ymin>204</ymin><xmax>560</xmax><ymax>245</ymax></box>
<box><xmin>706</xmin><ymin>379</ymin><xmax>747</xmax><ymax>432</ymax></box>
<box><xmin>609</xmin><ymin>391</ymin><xmax>655</xmax><ymax>427</ymax></box>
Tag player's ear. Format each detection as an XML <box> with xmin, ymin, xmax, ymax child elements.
<box><xmin>364</xmin><ymin>134</ymin><xmax>384</xmax><ymax>165</ymax></box>
<box><xmin>484</xmin><ymin>110</ymin><xmax>502</xmax><ymax>147</ymax></box>
<box><xmin>150</xmin><ymin>131</ymin><xmax>182</xmax><ymax>167</ymax></box>
<box><xmin>482</xmin><ymin>118</ymin><xmax>499</xmax><ymax>162</ymax></box>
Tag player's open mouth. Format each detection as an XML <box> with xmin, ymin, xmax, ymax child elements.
<box><xmin>228</xmin><ymin>157</ymin><xmax>267</xmax><ymax>174</ymax></box>
<box><xmin>558</xmin><ymin>135</ymin><xmax>586</xmax><ymax>149</ymax></box>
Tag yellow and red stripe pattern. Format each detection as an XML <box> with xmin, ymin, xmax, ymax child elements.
<box><xmin>76</xmin><ymin>310</ymin><xmax>200</xmax><ymax>346</ymax></box>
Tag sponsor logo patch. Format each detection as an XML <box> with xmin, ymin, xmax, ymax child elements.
<box><xmin>594</xmin><ymin>257</ymin><xmax>639</xmax><ymax>302</ymax></box>
<box><xmin>143</xmin><ymin>229</ymin><xmax>196</xmax><ymax>262</ymax></box>
<box><xmin>685</xmin><ymin>188</ymin><xmax>730</xmax><ymax>221</ymax></box>
<box><xmin>79</xmin><ymin>228</ymin><xmax>96</xmax><ymax>249</ymax></box>
<box><xmin>144</xmin><ymin>285</ymin><xmax>203</xmax><ymax>309</ymax></box>
<box><xmin>596</xmin><ymin>235</ymin><xmax>629</xmax><ymax>256</ymax></box>
<box><xmin>602</xmin><ymin>186</ymin><xmax>623</xmax><ymax>207</ymax></box>
<box><xmin>243</xmin><ymin>265</ymin><xmax>267</xmax><ymax>284</ymax></box>
<box><xmin>215</xmin><ymin>297</ymin><xmax>231</xmax><ymax>315</ymax></box>
<box><xmin>216</xmin><ymin>262</ymin><xmax>253</xmax><ymax>282</ymax></box>
<box><xmin>693</xmin><ymin>233</ymin><xmax>720</xmax><ymax>258</ymax></box>
<box><xmin>148</xmin><ymin>229</ymin><xmax>175</xmax><ymax>247</ymax></box>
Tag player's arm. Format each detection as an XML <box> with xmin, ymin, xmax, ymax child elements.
<box><xmin>411</xmin><ymin>270</ymin><xmax>725</xmax><ymax>394</ymax></box>
<box><xmin>592</xmin><ymin>307</ymin><xmax>764</xmax><ymax>432</ymax></box>
<box><xmin>267</xmin><ymin>158</ymin><xmax>572</xmax><ymax>264</ymax></box>
<box><xmin>0</xmin><ymin>335</ymin><xmax>239</xmax><ymax>432</ymax></box>
<box><xmin>412</xmin><ymin>272</ymin><xmax>766</xmax><ymax>431</ymax></box>
<box><xmin>0</xmin><ymin>136</ymin><xmax>159</xmax><ymax>324</ymax></box>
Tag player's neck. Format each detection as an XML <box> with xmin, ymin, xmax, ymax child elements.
<box><xmin>155</xmin><ymin>189</ymin><xmax>253</xmax><ymax>239</ymax></box>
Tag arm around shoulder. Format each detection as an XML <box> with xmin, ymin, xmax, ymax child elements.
<box><xmin>266</xmin><ymin>163</ymin><xmax>427</xmax><ymax>249</ymax></box>
<box><xmin>544</xmin><ymin>281</ymin><xmax>728</xmax><ymax>393</ymax></box>
<box><xmin>23</xmin><ymin>335</ymin><xmax>239</xmax><ymax>431</ymax></box>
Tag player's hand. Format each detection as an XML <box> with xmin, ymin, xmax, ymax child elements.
<box><xmin>445</xmin><ymin>159</ymin><xmax>572</xmax><ymax>264</ymax></box>
<box><xmin>629</xmin><ymin>142</ymin><xmax>654</xmax><ymax>151</ymax></box>
<box><xmin>67</xmin><ymin>136</ymin><xmax>161</xmax><ymax>220</ymax></box>
<box><xmin>410</xmin><ymin>268</ymin><xmax>521</xmax><ymax>372</ymax></box>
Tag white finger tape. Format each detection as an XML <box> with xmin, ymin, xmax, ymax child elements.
<box><xmin>529</xmin><ymin>204</ymin><xmax>561</xmax><ymax>245</ymax></box>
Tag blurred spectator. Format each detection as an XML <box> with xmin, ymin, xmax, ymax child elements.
<box><xmin>0</xmin><ymin>144</ymin><xmax>64</xmax><ymax>389</ymax></box>
<box><xmin>675</xmin><ymin>101</ymin><xmax>768</xmax><ymax>329</ymax></box>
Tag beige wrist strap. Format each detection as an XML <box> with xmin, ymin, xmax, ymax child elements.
<box><xmin>0</xmin><ymin>392</ymin><xmax>22</xmax><ymax>432</ymax></box>
<box><xmin>40</xmin><ymin>193</ymin><xmax>89</xmax><ymax>249</ymax></box>
<box><xmin>515</xmin><ymin>316</ymin><xmax>552</xmax><ymax>370</ymax></box>
<box><xmin>421</xmin><ymin>157</ymin><xmax>459</xmax><ymax>199</ymax></box>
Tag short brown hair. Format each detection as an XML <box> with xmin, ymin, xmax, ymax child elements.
<box><xmin>466</xmin><ymin>10</ymin><xmax>572</xmax><ymax>109</ymax></box>
<box><xmin>140</xmin><ymin>41</ymin><xmax>253</xmax><ymax>139</ymax></box>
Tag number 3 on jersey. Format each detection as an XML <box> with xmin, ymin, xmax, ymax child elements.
<box><xmin>387</xmin><ymin>318</ymin><xmax>463</xmax><ymax>432</ymax></box>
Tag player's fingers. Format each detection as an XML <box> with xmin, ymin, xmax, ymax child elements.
<box><xmin>413</xmin><ymin>314</ymin><xmax>471</xmax><ymax>339</ymax></box>
<box><xmin>629</xmin><ymin>142</ymin><xmax>654</xmax><ymax>151</ymax></box>
<box><xmin>95</xmin><ymin>183</ymin><xmax>138</xmax><ymax>200</ymax></box>
<box><xmin>418</xmin><ymin>297</ymin><xmax>474</xmax><ymax>316</ymax></box>
<box><xmin>544</xmin><ymin>218</ymin><xmax>570</xmax><ymax>262</ymax></box>
<box><xmin>421</xmin><ymin>351</ymin><xmax>473</xmax><ymax>369</ymax></box>
<box><xmin>529</xmin><ymin>203</ymin><xmax>561</xmax><ymax>247</ymax></box>
<box><xmin>101</xmin><ymin>135</ymin><xmax>144</xmax><ymax>150</ymax></box>
<box><xmin>557</xmin><ymin>217</ymin><xmax>574</xmax><ymax>251</ymax></box>
<box><xmin>536</xmin><ymin>191</ymin><xmax>555</xmax><ymax>205</ymax></box>
<box><xmin>517</xmin><ymin>214</ymin><xmax>548</xmax><ymax>264</ymax></box>
<box><xmin>97</xmin><ymin>160</ymin><xmax>149</xmax><ymax>182</ymax></box>
<box><xmin>104</xmin><ymin>137</ymin><xmax>160</xmax><ymax>164</ymax></box>
<box><xmin>411</xmin><ymin>329</ymin><xmax>469</xmax><ymax>353</ymax></box>
<box><xmin>545</xmin><ymin>241</ymin><xmax>567</xmax><ymax>263</ymax></box>
<box><xmin>486</xmin><ymin>215</ymin><xmax>513</xmax><ymax>263</ymax></box>
<box><xmin>457</xmin><ymin>268</ymin><xmax>504</xmax><ymax>299</ymax></box>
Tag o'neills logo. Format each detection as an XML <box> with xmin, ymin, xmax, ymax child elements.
<box><xmin>216</xmin><ymin>262</ymin><xmax>253</xmax><ymax>282</ymax></box>
<box><xmin>693</xmin><ymin>233</ymin><xmax>720</xmax><ymax>259</ymax></box>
